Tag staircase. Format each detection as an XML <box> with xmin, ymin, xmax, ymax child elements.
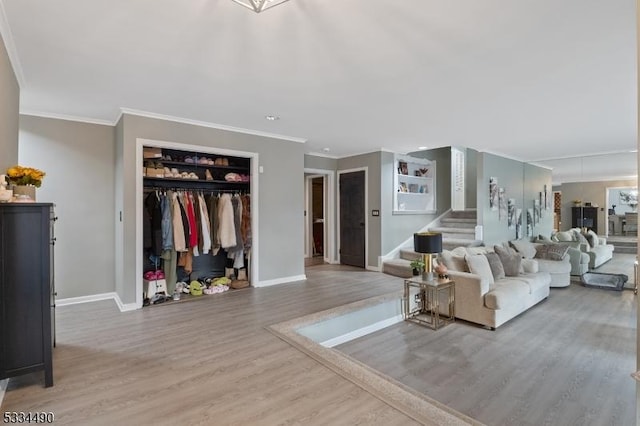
<box><xmin>382</xmin><ymin>210</ymin><xmax>482</xmax><ymax>278</ymax></box>
<box><xmin>608</xmin><ymin>238</ymin><xmax>638</xmax><ymax>254</ymax></box>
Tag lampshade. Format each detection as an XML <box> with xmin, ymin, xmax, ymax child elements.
<box><xmin>414</xmin><ymin>232</ymin><xmax>442</xmax><ymax>254</ymax></box>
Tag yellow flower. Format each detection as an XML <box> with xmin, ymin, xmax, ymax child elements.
<box><xmin>5</xmin><ymin>165</ymin><xmax>45</xmax><ymax>188</ymax></box>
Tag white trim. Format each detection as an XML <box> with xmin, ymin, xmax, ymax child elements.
<box><xmin>304</xmin><ymin>174</ymin><xmax>324</xmax><ymax>259</ymax></box>
<box><xmin>135</xmin><ymin>138</ymin><xmax>259</xmax><ymax>310</ymax></box>
<box><xmin>113</xmin><ymin>292</ymin><xmax>138</xmax><ymax>312</ymax></box>
<box><xmin>19</xmin><ymin>110</ymin><xmax>114</xmax><ymax>126</ymax></box>
<box><xmin>55</xmin><ymin>292</ymin><xmax>137</xmax><ymax>312</ymax></box>
<box><xmin>256</xmin><ymin>274</ymin><xmax>307</xmax><ymax>287</ymax></box>
<box><xmin>0</xmin><ymin>378</ymin><xmax>6</xmax><ymax>409</ymax></box>
<box><xmin>304</xmin><ymin>168</ymin><xmax>336</xmax><ymax>264</ymax></box>
<box><xmin>337</xmin><ymin>167</ymin><xmax>369</xmax><ymax>268</ymax></box>
<box><xmin>56</xmin><ymin>292</ymin><xmax>118</xmax><ymax>307</ymax></box>
<box><xmin>380</xmin><ymin>209</ymin><xmax>451</xmax><ymax>263</ymax></box>
<box><xmin>552</xmin><ymin>175</ymin><xmax>638</xmax><ymax>186</ymax></box>
<box><xmin>306</xmin><ymin>151</ymin><xmax>339</xmax><ymax>159</ymax></box>
<box><xmin>532</xmin><ymin>150</ymin><xmax>640</xmax><ymax>162</ymax></box>
<box><xmin>366</xmin><ymin>265</ymin><xmax>381</xmax><ymax>272</ymax></box>
<box><xmin>123</xmin><ymin>108</ymin><xmax>306</xmax><ymax>143</ymax></box>
<box><xmin>320</xmin><ymin>315</ymin><xmax>404</xmax><ymax>348</ymax></box>
<box><xmin>0</xmin><ymin>1</ymin><xmax>25</xmax><ymax>87</ymax></box>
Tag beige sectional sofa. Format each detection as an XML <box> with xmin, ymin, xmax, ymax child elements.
<box><xmin>551</xmin><ymin>228</ymin><xmax>614</xmax><ymax>269</ymax></box>
<box><xmin>439</xmin><ymin>246</ymin><xmax>551</xmax><ymax>329</ymax></box>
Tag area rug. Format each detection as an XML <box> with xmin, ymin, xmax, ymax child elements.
<box><xmin>581</xmin><ymin>272</ymin><xmax>628</xmax><ymax>291</ymax></box>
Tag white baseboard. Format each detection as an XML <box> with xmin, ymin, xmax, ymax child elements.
<box><xmin>56</xmin><ymin>292</ymin><xmax>118</xmax><ymax>307</ymax></box>
<box><xmin>255</xmin><ymin>274</ymin><xmax>307</xmax><ymax>288</ymax></box>
<box><xmin>366</xmin><ymin>265</ymin><xmax>381</xmax><ymax>272</ymax></box>
<box><xmin>57</xmin><ymin>292</ymin><xmax>139</xmax><ymax>312</ymax></box>
<box><xmin>320</xmin><ymin>315</ymin><xmax>404</xmax><ymax>348</ymax></box>
<box><xmin>0</xmin><ymin>379</ymin><xmax>7</xmax><ymax>409</ymax></box>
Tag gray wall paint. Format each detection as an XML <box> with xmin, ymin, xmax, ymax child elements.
<box><xmin>0</xmin><ymin>33</ymin><xmax>19</xmax><ymax>170</ymax></box>
<box><xmin>117</xmin><ymin>114</ymin><xmax>305</xmax><ymax>304</ymax></box>
<box><xmin>337</xmin><ymin>152</ymin><xmax>381</xmax><ymax>268</ymax></box>
<box><xmin>555</xmin><ymin>179</ymin><xmax>637</xmax><ymax>232</ymax></box>
<box><xmin>381</xmin><ymin>148</ymin><xmax>452</xmax><ymax>255</ymax></box>
<box><xmin>524</xmin><ymin>163</ymin><xmax>553</xmax><ymax>238</ymax></box>
<box><xmin>19</xmin><ymin>115</ymin><xmax>116</xmax><ymax>298</ymax></box>
<box><xmin>478</xmin><ymin>152</ymin><xmax>552</xmax><ymax>246</ymax></box>
<box><xmin>465</xmin><ymin>148</ymin><xmax>478</xmax><ymax>208</ymax></box>
<box><xmin>304</xmin><ymin>154</ymin><xmax>337</xmax><ymax>171</ymax></box>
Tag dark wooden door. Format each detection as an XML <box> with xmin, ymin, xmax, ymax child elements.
<box><xmin>340</xmin><ymin>171</ymin><xmax>366</xmax><ymax>268</ymax></box>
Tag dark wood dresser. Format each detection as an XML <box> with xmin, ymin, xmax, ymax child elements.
<box><xmin>0</xmin><ymin>203</ymin><xmax>56</xmax><ymax>387</ymax></box>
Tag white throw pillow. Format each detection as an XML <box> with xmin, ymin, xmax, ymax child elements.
<box><xmin>465</xmin><ymin>254</ymin><xmax>495</xmax><ymax>286</ymax></box>
<box><xmin>509</xmin><ymin>240</ymin><xmax>537</xmax><ymax>259</ymax></box>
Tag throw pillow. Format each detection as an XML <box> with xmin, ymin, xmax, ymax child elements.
<box><xmin>509</xmin><ymin>240</ymin><xmax>537</xmax><ymax>259</ymax></box>
<box><xmin>439</xmin><ymin>250</ymin><xmax>468</xmax><ymax>272</ymax></box>
<box><xmin>587</xmin><ymin>229</ymin><xmax>599</xmax><ymax>247</ymax></box>
<box><xmin>465</xmin><ymin>254</ymin><xmax>495</xmax><ymax>285</ymax></box>
<box><xmin>582</xmin><ymin>231</ymin><xmax>595</xmax><ymax>248</ymax></box>
<box><xmin>537</xmin><ymin>234</ymin><xmax>553</xmax><ymax>243</ymax></box>
<box><xmin>484</xmin><ymin>252</ymin><xmax>506</xmax><ymax>280</ymax></box>
<box><xmin>535</xmin><ymin>244</ymin><xmax>569</xmax><ymax>261</ymax></box>
<box><xmin>494</xmin><ymin>245</ymin><xmax>522</xmax><ymax>277</ymax></box>
<box><xmin>572</xmin><ymin>229</ymin><xmax>590</xmax><ymax>246</ymax></box>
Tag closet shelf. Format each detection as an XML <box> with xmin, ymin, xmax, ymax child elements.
<box><xmin>151</xmin><ymin>160</ymin><xmax>249</xmax><ymax>171</ymax></box>
<box><xmin>144</xmin><ymin>177</ymin><xmax>249</xmax><ymax>185</ymax></box>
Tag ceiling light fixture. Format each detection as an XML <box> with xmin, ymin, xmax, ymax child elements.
<box><xmin>418</xmin><ymin>146</ymin><xmax>428</xmax><ymax>150</ymax></box>
<box><xmin>265</xmin><ymin>115</ymin><xmax>280</xmax><ymax>121</ymax></box>
<box><xmin>232</xmin><ymin>0</ymin><xmax>291</xmax><ymax>13</ymax></box>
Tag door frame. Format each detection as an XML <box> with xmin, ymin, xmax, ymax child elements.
<box><xmin>337</xmin><ymin>167</ymin><xmax>369</xmax><ymax>270</ymax></box>
<box><xmin>304</xmin><ymin>168</ymin><xmax>336</xmax><ymax>264</ymax></box>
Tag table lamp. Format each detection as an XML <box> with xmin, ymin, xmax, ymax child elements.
<box><xmin>414</xmin><ymin>232</ymin><xmax>442</xmax><ymax>281</ymax></box>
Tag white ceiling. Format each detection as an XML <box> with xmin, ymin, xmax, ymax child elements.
<box><xmin>0</xmin><ymin>0</ymin><xmax>637</xmax><ymax>179</ymax></box>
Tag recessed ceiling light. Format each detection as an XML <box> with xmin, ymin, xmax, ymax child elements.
<box><xmin>265</xmin><ymin>115</ymin><xmax>280</xmax><ymax>121</ymax></box>
<box><xmin>418</xmin><ymin>146</ymin><xmax>428</xmax><ymax>150</ymax></box>
<box><xmin>322</xmin><ymin>147</ymin><xmax>330</xmax><ymax>152</ymax></box>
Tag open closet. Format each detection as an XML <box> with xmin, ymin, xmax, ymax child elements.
<box><xmin>142</xmin><ymin>146</ymin><xmax>252</xmax><ymax>306</ymax></box>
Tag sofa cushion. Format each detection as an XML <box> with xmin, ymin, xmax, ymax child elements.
<box><xmin>515</xmin><ymin>272</ymin><xmax>551</xmax><ymax>294</ymax></box>
<box><xmin>535</xmin><ymin>258</ymin><xmax>571</xmax><ymax>274</ymax></box>
<box><xmin>554</xmin><ymin>231</ymin><xmax>575</xmax><ymax>242</ymax></box>
<box><xmin>465</xmin><ymin>254</ymin><xmax>494</xmax><ymax>286</ymax></box>
<box><xmin>521</xmin><ymin>258</ymin><xmax>539</xmax><ymax>273</ymax></box>
<box><xmin>484</xmin><ymin>252</ymin><xmax>505</xmax><ymax>280</ymax></box>
<box><xmin>509</xmin><ymin>240</ymin><xmax>537</xmax><ymax>259</ymax></box>
<box><xmin>494</xmin><ymin>245</ymin><xmax>522</xmax><ymax>277</ymax></box>
<box><xmin>535</xmin><ymin>244</ymin><xmax>569</xmax><ymax>261</ymax></box>
<box><xmin>484</xmin><ymin>279</ymin><xmax>529</xmax><ymax>310</ymax></box>
<box><xmin>440</xmin><ymin>250</ymin><xmax>468</xmax><ymax>272</ymax></box>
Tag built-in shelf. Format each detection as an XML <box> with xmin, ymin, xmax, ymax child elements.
<box><xmin>394</xmin><ymin>154</ymin><xmax>436</xmax><ymax>214</ymax></box>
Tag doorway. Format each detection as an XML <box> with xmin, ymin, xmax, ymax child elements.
<box><xmin>303</xmin><ymin>168</ymin><xmax>335</xmax><ymax>266</ymax></box>
<box><xmin>339</xmin><ymin>170</ymin><xmax>366</xmax><ymax>268</ymax></box>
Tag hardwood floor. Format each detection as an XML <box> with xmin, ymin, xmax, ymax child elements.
<box><xmin>2</xmin><ymin>265</ymin><xmax>421</xmax><ymax>426</ymax></box>
<box><xmin>338</xmin><ymin>282</ymin><xmax>637</xmax><ymax>426</ymax></box>
<box><xmin>2</xmin><ymin>264</ymin><xmax>636</xmax><ymax>425</ymax></box>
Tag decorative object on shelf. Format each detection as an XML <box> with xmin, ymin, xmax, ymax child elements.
<box><xmin>434</xmin><ymin>263</ymin><xmax>448</xmax><ymax>279</ymax></box>
<box><xmin>0</xmin><ymin>175</ymin><xmax>12</xmax><ymax>203</ymax></box>
<box><xmin>232</xmin><ymin>0</ymin><xmax>291</xmax><ymax>13</ymax></box>
<box><xmin>6</xmin><ymin>165</ymin><xmax>45</xmax><ymax>202</ymax></box>
<box><xmin>414</xmin><ymin>232</ymin><xmax>442</xmax><ymax>282</ymax></box>
<box><xmin>573</xmin><ymin>199</ymin><xmax>582</xmax><ymax>207</ymax></box>
<box><xmin>398</xmin><ymin>161</ymin><xmax>408</xmax><ymax>175</ymax></box>
<box><xmin>409</xmin><ymin>258</ymin><xmax>425</xmax><ymax>276</ymax></box>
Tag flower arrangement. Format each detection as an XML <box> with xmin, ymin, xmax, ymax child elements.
<box><xmin>6</xmin><ymin>165</ymin><xmax>45</xmax><ymax>187</ymax></box>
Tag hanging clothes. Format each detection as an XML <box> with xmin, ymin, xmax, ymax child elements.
<box><xmin>198</xmin><ymin>193</ymin><xmax>212</xmax><ymax>254</ymax></box>
<box><xmin>227</xmin><ymin>195</ymin><xmax>245</xmax><ymax>269</ymax></box>
<box><xmin>241</xmin><ymin>194</ymin><xmax>251</xmax><ymax>251</ymax></box>
<box><xmin>145</xmin><ymin>192</ymin><xmax>163</xmax><ymax>256</ymax></box>
<box><xmin>172</xmin><ymin>192</ymin><xmax>187</xmax><ymax>252</ymax></box>
<box><xmin>161</xmin><ymin>190</ymin><xmax>174</xmax><ymax>251</ymax></box>
<box><xmin>208</xmin><ymin>194</ymin><xmax>220</xmax><ymax>255</ymax></box>
<box><xmin>185</xmin><ymin>192</ymin><xmax>199</xmax><ymax>256</ymax></box>
<box><xmin>218</xmin><ymin>193</ymin><xmax>236</xmax><ymax>249</ymax></box>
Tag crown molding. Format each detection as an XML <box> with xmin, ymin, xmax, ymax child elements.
<box><xmin>531</xmin><ymin>149</ymin><xmax>637</xmax><ymax>162</ymax></box>
<box><xmin>20</xmin><ymin>110</ymin><xmax>114</xmax><ymax>126</ymax></box>
<box><xmin>119</xmin><ymin>108</ymin><xmax>307</xmax><ymax>143</ymax></box>
<box><xmin>305</xmin><ymin>151</ymin><xmax>339</xmax><ymax>159</ymax></box>
<box><xmin>0</xmin><ymin>0</ymin><xmax>25</xmax><ymax>87</ymax></box>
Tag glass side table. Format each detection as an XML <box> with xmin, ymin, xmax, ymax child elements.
<box><xmin>403</xmin><ymin>277</ymin><xmax>455</xmax><ymax>330</ymax></box>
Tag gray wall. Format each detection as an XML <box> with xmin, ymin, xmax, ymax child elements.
<box><xmin>304</xmin><ymin>154</ymin><xmax>337</xmax><ymax>171</ymax></box>
<box><xmin>465</xmin><ymin>148</ymin><xmax>478</xmax><ymax>208</ymax></box>
<box><xmin>117</xmin><ymin>114</ymin><xmax>305</xmax><ymax>304</ymax></box>
<box><xmin>524</xmin><ymin>163</ymin><xmax>553</xmax><ymax>238</ymax></box>
<box><xmin>381</xmin><ymin>147</ymin><xmax>452</xmax><ymax>255</ymax></box>
<box><xmin>337</xmin><ymin>151</ymin><xmax>381</xmax><ymax>268</ymax></box>
<box><xmin>19</xmin><ymin>115</ymin><xmax>116</xmax><ymax>299</ymax></box>
<box><xmin>477</xmin><ymin>152</ymin><xmax>552</xmax><ymax>246</ymax></box>
<box><xmin>555</xmin><ymin>179</ymin><xmax>637</xmax><ymax>232</ymax></box>
<box><xmin>0</xmin><ymin>32</ymin><xmax>19</xmax><ymax>170</ymax></box>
